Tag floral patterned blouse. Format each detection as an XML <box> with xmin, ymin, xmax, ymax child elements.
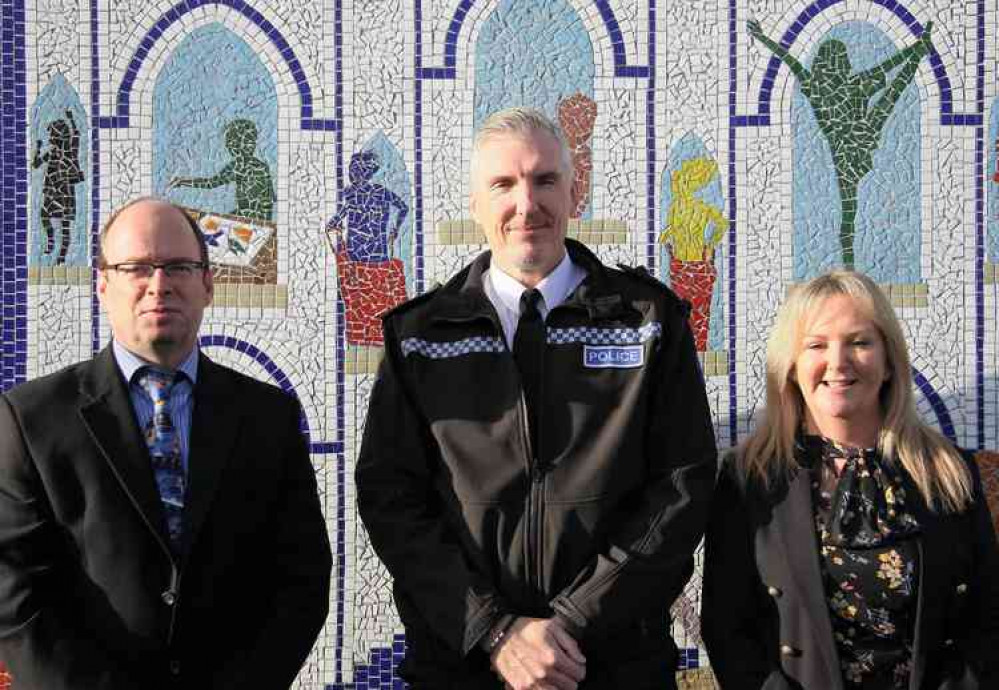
<box><xmin>806</xmin><ymin>435</ymin><xmax>922</xmax><ymax>689</ymax></box>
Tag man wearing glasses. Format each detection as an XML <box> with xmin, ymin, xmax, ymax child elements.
<box><xmin>0</xmin><ymin>198</ymin><xmax>331</xmax><ymax>688</ymax></box>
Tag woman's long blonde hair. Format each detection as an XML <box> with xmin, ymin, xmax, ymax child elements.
<box><xmin>739</xmin><ymin>270</ymin><xmax>972</xmax><ymax>512</ymax></box>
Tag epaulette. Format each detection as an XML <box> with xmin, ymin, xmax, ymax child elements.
<box><xmin>620</xmin><ymin>262</ymin><xmax>676</xmax><ymax>286</ymax></box>
<box><xmin>380</xmin><ymin>281</ymin><xmax>442</xmax><ymax>321</ymax></box>
<box><xmin>616</xmin><ymin>263</ymin><xmax>691</xmax><ymax>318</ymax></box>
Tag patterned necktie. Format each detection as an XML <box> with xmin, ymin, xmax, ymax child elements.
<box><xmin>137</xmin><ymin>368</ymin><xmax>185</xmax><ymax>550</ymax></box>
<box><xmin>513</xmin><ymin>289</ymin><xmax>545</xmax><ymax>458</ymax></box>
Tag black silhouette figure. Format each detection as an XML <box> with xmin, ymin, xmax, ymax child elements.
<box><xmin>32</xmin><ymin>110</ymin><xmax>84</xmax><ymax>264</ymax></box>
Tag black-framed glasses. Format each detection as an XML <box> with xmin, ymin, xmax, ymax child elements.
<box><xmin>104</xmin><ymin>261</ymin><xmax>208</xmax><ymax>280</ymax></box>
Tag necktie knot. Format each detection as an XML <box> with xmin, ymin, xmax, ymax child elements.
<box><xmin>520</xmin><ymin>289</ymin><xmax>543</xmax><ymax>320</ymax></box>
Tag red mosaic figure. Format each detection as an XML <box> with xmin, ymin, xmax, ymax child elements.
<box><xmin>557</xmin><ymin>92</ymin><xmax>597</xmax><ymax>218</ymax></box>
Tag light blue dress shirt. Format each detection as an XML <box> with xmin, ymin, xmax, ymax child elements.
<box><xmin>483</xmin><ymin>251</ymin><xmax>587</xmax><ymax>348</ymax></box>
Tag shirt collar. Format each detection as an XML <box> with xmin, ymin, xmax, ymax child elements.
<box><xmin>113</xmin><ymin>340</ymin><xmax>200</xmax><ymax>384</ymax></box>
<box><xmin>488</xmin><ymin>251</ymin><xmax>583</xmax><ymax>315</ymax></box>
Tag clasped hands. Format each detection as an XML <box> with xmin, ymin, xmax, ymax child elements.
<box><xmin>490</xmin><ymin>617</ymin><xmax>586</xmax><ymax>690</ymax></box>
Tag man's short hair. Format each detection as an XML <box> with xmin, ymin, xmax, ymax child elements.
<box><xmin>471</xmin><ymin>107</ymin><xmax>574</xmax><ymax>181</ymax></box>
<box><xmin>98</xmin><ymin>196</ymin><xmax>210</xmax><ymax>268</ymax></box>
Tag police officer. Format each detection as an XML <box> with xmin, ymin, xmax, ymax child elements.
<box><xmin>356</xmin><ymin>107</ymin><xmax>716</xmax><ymax>690</ymax></box>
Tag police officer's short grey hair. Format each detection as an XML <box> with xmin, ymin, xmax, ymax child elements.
<box><xmin>470</xmin><ymin>107</ymin><xmax>574</xmax><ymax>181</ymax></box>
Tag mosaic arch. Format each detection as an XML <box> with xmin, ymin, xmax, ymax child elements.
<box><xmin>658</xmin><ymin>134</ymin><xmax>727</xmax><ymax>354</ymax></box>
<box><xmin>30</xmin><ymin>75</ymin><xmax>88</xmax><ymax>268</ymax></box>
<box><xmin>787</xmin><ymin>21</ymin><xmax>924</xmax><ymax>284</ymax></box>
<box><xmin>198</xmin><ymin>334</ymin><xmax>317</xmax><ymax>437</ymax></box>
<box><xmin>472</xmin><ymin>0</ymin><xmax>594</xmax><ymax>125</ymax></box>
<box><xmin>152</xmin><ymin>21</ymin><xmax>278</xmax><ymax>222</ymax></box>
<box><xmin>105</xmin><ymin>0</ymin><xmax>324</xmax><ymax>129</ymax></box>
<box><xmin>473</xmin><ymin>0</ymin><xmax>596</xmax><ymax>217</ymax></box>
<box><xmin>151</xmin><ymin>23</ymin><xmax>280</xmax><ymax>285</ymax></box>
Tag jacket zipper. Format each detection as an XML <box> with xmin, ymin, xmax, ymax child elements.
<box><xmin>517</xmin><ymin>361</ymin><xmax>546</xmax><ymax>605</ymax></box>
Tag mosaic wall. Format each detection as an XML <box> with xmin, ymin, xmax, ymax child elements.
<box><xmin>2</xmin><ymin>0</ymin><xmax>998</xmax><ymax>687</ymax></box>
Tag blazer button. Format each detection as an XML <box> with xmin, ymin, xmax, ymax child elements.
<box><xmin>767</xmin><ymin>586</ymin><xmax>783</xmax><ymax>598</ymax></box>
<box><xmin>161</xmin><ymin>590</ymin><xmax>177</xmax><ymax>606</ymax></box>
<box><xmin>780</xmin><ymin>644</ymin><xmax>799</xmax><ymax>657</ymax></box>
<box><xmin>956</xmin><ymin>583</ymin><xmax>968</xmax><ymax>594</ymax></box>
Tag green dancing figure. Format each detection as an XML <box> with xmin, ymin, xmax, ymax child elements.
<box><xmin>748</xmin><ymin>20</ymin><xmax>934</xmax><ymax>268</ymax></box>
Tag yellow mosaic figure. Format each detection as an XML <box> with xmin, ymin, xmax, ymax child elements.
<box><xmin>660</xmin><ymin>157</ymin><xmax>728</xmax><ymax>350</ymax></box>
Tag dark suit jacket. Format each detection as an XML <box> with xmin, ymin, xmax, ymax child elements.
<box><xmin>0</xmin><ymin>347</ymin><xmax>332</xmax><ymax>690</ymax></box>
<box><xmin>701</xmin><ymin>449</ymin><xmax>999</xmax><ymax>690</ymax></box>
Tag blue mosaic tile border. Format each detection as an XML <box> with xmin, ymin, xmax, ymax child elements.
<box><xmin>326</xmin><ymin>634</ymin><xmax>406</xmax><ymax>690</ymax></box>
<box><xmin>974</xmin><ymin>0</ymin><xmax>986</xmax><ymax>449</ymax></box>
<box><xmin>726</xmin><ymin>0</ymin><xmax>740</xmax><ymax>444</ymax></box>
<box><xmin>88</xmin><ymin>0</ymin><xmax>103</xmax><ymax>356</ymax></box>
<box><xmin>913</xmin><ymin>368</ymin><xmax>957</xmax><ymax>444</ymax></box>
<box><xmin>644</xmin><ymin>0</ymin><xmax>657</xmax><ymax>267</ymax></box>
<box><xmin>331</xmin><ymin>0</ymin><xmax>347</xmax><ymax>680</ymax></box>
<box><xmin>0</xmin><ymin>0</ymin><xmax>27</xmax><ymax>391</ymax></box>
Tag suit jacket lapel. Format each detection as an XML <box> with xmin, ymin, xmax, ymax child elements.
<box><xmin>182</xmin><ymin>354</ymin><xmax>240</xmax><ymax>555</ymax></box>
<box><xmin>78</xmin><ymin>347</ymin><xmax>172</xmax><ymax>553</ymax></box>
<box><xmin>771</xmin><ymin>468</ymin><xmax>844</xmax><ymax>690</ymax></box>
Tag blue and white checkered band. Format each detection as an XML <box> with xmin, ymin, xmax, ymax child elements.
<box><xmin>546</xmin><ymin>321</ymin><xmax>662</xmax><ymax>346</ymax></box>
<box><xmin>402</xmin><ymin>336</ymin><xmax>506</xmax><ymax>359</ymax></box>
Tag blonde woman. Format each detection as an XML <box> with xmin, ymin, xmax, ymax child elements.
<box><xmin>702</xmin><ymin>270</ymin><xmax>999</xmax><ymax>689</ymax></box>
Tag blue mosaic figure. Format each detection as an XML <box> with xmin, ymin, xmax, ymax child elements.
<box><xmin>168</xmin><ymin>119</ymin><xmax>275</xmax><ymax>222</ymax></box>
<box><xmin>326</xmin><ymin>151</ymin><xmax>408</xmax><ymax>262</ymax></box>
<box><xmin>326</xmin><ymin>151</ymin><xmax>410</xmax><ymax>345</ymax></box>
<box><xmin>32</xmin><ymin>109</ymin><xmax>84</xmax><ymax>265</ymax></box>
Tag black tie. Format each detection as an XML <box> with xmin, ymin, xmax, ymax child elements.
<box><xmin>513</xmin><ymin>289</ymin><xmax>545</xmax><ymax>457</ymax></box>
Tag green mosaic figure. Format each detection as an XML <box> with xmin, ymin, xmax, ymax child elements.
<box><xmin>169</xmin><ymin>119</ymin><xmax>275</xmax><ymax>221</ymax></box>
<box><xmin>748</xmin><ymin>20</ymin><xmax>934</xmax><ymax>268</ymax></box>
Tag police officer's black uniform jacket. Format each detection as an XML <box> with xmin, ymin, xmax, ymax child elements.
<box><xmin>356</xmin><ymin>239</ymin><xmax>717</xmax><ymax>686</ymax></box>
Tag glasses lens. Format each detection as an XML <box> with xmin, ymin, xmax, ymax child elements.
<box><xmin>164</xmin><ymin>263</ymin><xmax>196</xmax><ymax>278</ymax></box>
<box><xmin>117</xmin><ymin>263</ymin><xmax>153</xmax><ymax>279</ymax></box>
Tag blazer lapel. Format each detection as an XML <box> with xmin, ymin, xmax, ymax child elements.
<box><xmin>182</xmin><ymin>354</ymin><xmax>240</xmax><ymax>555</ymax></box>
<box><xmin>770</xmin><ymin>469</ymin><xmax>844</xmax><ymax>690</ymax></box>
<box><xmin>78</xmin><ymin>347</ymin><xmax>172</xmax><ymax>554</ymax></box>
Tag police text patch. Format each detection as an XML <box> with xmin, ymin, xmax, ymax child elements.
<box><xmin>583</xmin><ymin>345</ymin><xmax>644</xmax><ymax>368</ymax></box>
